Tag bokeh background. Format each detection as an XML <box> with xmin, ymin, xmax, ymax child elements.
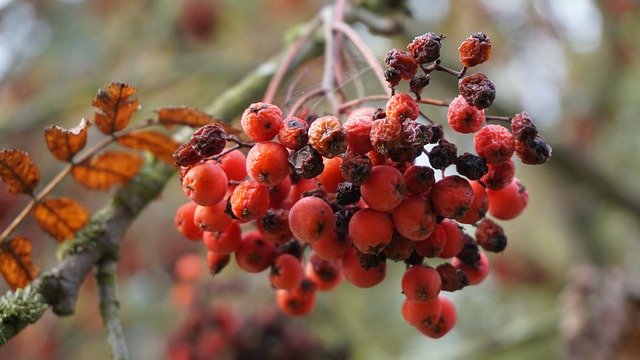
<box><xmin>1</xmin><ymin>0</ymin><xmax>639</xmax><ymax>359</ymax></box>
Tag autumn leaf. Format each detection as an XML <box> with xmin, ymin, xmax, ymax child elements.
<box><xmin>34</xmin><ymin>197</ymin><xmax>89</xmax><ymax>242</ymax></box>
<box><xmin>43</xmin><ymin>119</ymin><xmax>90</xmax><ymax>162</ymax></box>
<box><xmin>117</xmin><ymin>130</ymin><xmax>180</xmax><ymax>164</ymax></box>
<box><xmin>92</xmin><ymin>82</ymin><xmax>139</xmax><ymax>134</ymax></box>
<box><xmin>71</xmin><ymin>151</ymin><xmax>143</xmax><ymax>190</ymax></box>
<box><xmin>156</xmin><ymin>106</ymin><xmax>241</xmax><ymax>135</ymax></box>
<box><xmin>0</xmin><ymin>149</ymin><xmax>40</xmax><ymax>195</ymax></box>
<box><xmin>0</xmin><ymin>236</ymin><xmax>38</xmax><ymax>290</ymax></box>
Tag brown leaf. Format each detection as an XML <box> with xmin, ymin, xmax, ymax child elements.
<box><xmin>156</xmin><ymin>106</ymin><xmax>241</xmax><ymax>135</ymax></box>
<box><xmin>92</xmin><ymin>82</ymin><xmax>139</xmax><ymax>134</ymax></box>
<box><xmin>0</xmin><ymin>236</ymin><xmax>38</xmax><ymax>290</ymax></box>
<box><xmin>71</xmin><ymin>151</ymin><xmax>143</xmax><ymax>190</ymax></box>
<box><xmin>43</xmin><ymin>118</ymin><xmax>91</xmax><ymax>162</ymax></box>
<box><xmin>117</xmin><ymin>130</ymin><xmax>179</xmax><ymax>164</ymax></box>
<box><xmin>34</xmin><ymin>197</ymin><xmax>89</xmax><ymax>242</ymax></box>
<box><xmin>0</xmin><ymin>149</ymin><xmax>40</xmax><ymax>195</ymax></box>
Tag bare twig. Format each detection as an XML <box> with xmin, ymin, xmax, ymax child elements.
<box><xmin>95</xmin><ymin>258</ymin><xmax>130</xmax><ymax>360</ymax></box>
<box><xmin>338</xmin><ymin>94</ymin><xmax>449</xmax><ymax>113</ymax></box>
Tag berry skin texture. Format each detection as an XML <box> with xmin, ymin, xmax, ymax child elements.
<box><xmin>218</xmin><ymin>149</ymin><xmax>247</xmax><ymax>181</ymax></box>
<box><xmin>245</xmin><ymin>142</ymin><xmax>290</xmax><ymax>187</ymax></box>
<box><xmin>175</xmin><ymin>201</ymin><xmax>203</xmax><ymax>241</ymax></box>
<box><xmin>452</xmin><ymin>251</ymin><xmax>490</xmax><ymax>285</ymax></box>
<box><xmin>407</xmin><ymin>32</ymin><xmax>442</xmax><ymax>64</ymax></box>
<box><xmin>511</xmin><ymin>111</ymin><xmax>538</xmax><ymax>143</ymax></box>
<box><xmin>270</xmin><ymin>254</ymin><xmax>304</xmax><ymax>290</ymax></box>
<box><xmin>402</xmin><ymin>265</ymin><xmax>441</xmax><ymax>302</ymax></box>
<box><xmin>430</xmin><ymin>175</ymin><xmax>473</xmax><ymax>219</ymax></box>
<box><xmin>401</xmin><ymin>297</ymin><xmax>442</xmax><ymax>328</ymax></box>
<box><xmin>447</xmin><ymin>95</ymin><xmax>486</xmax><ymax>134</ymax></box>
<box><xmin>308</xmin><ymin>115</ymin><xmax>348</xmax><ymax>158</ymax></box>
<box><xmin>278</xmin><ymin>116</ymin><xmax>309</xmax><ymax>150</ymax></box>
<box><xmin>458</xmin><ymin>32</ymin><xmax>492</xmax><ymax>67</ymax></box>
<box><xmin>190</xmin><ymin>124</ymin><xmax>227</xmax><ymax>158</ymax></box>
<box><xmin>194</xmin><ymin>200</ymin><xmax>232</xmax><ymax>232</ymax></box>
<box><xmin>229</xmin><ymin>180</ymin><xmax>270</xmax><ymax>221</ymax></box>
<box><xmin>344</xmin><ymin>115</ymin><xmax>373</xmax><ymax>154</ymax></box>
<box><xmin>386</xmin><ymin>93</ymin><xmax>420</xmax><ymax>124</ymax></box>
<box><xmin>360</xmin><ymin>165</ymin><xmax>406</xmax><ymax>212</ymax></box>
<box><xmin>475</xmin><ymin>219</ymin><xmax>507</xmax><ymax>253</ymax></box>
<box><xmin>288</xmin><ymin>196</ymin><xmax>334</xmax><ymax>243</ymax></box>
<box><xmin>385</xmin><ymin>49</ymin><xmax>418</xmax><ymax>80</ymax></box>
<box><xmin>202</xmin><ymin>221</ymin><xmax>242</xmax><ymax>254</ymax></box>
<box><xmin>515</xmin><ymin>135</ymin><xmax>552</xmax><ymax>165</ymax></box>
<box><xmin>455</xmin><ymin>152</ymin><xmax>488</xmax><ymax>181</ymax></box>
<box><xmin>235</xmin><ymin>230</ymin><xmax>275</xmax><ymax>273</ymax></box>
<box><xmin>457</xmin><ymin>181</ymin><xmax>489</xmax><ymax>224</ymax></box>
<box><xmin>473</xmin><ymin>125</ymin><xmax>515</xmax><ymax>165</ymax></box>
<box><xmin>340</xmin><ymin>151</ymin><xmax>372</xmax><ymax>185</ymax></box>
<box><xmin>487</xmin><ymin>177</ymin><xmax>528</xmax><ymax>220</ymax></box>
<box><xmin>182</xmin><ymin>161</ymin><xmax>228</xmax><ymax>206</ymax></box>
<box><xmin>458</xmin><ymin>73</ymin><xmax>496</xmax><ymax>110</ymax></box>
<box><xmin>276</xmin><ymin>279</ymin><xmax>317</xmax><ymax>316</ymax></box>
<box><xmin>370</xmin><ymin>117</ymin><xmax>402</xmax><ymax>154</ymax></box>
<box><xmin>419</xmin><ymin>296</ymin><xmax>457</xmax><ymax>338</ymax></box>
<box><xmin>428</xmin><ymin>139</ymin><xmax>458</xmax><ymax>170</ymax></box>
<box><xmin>392</xmin><ymin>195</ymin><xmax>437</xmax><ymax>241</ymax></box>
<box><xmin>342</xmin><ymin>247</ymin><xmax>387</xmax><ymax>288</ymax></box>
<box><xmin>241</xmin><ymin>102</ymin><xmax>283</xmax><ymax>142</ymax></box>
<box><xmin>481</xmin><ymin>158</ymin><xmax>515</xmax><ymax>190</ymax></box>
<box><xmin>436</xmin><ymin>262</ymin><xmax>469</xmax><ymax>292</ymax></box>
<box><xmin>349</xmin><ymin>208</ymin><xmax>394</xmax><ymax>254</ymax></box>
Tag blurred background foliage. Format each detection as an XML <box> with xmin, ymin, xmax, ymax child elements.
<box><xmin>0</xmin><ymin>0</ymin><xmax>639</xmax><ymax>359</ymax></box>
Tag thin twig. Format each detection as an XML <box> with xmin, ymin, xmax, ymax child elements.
<box><xmin>321</xmin><ymin>7</ymin><xmax>340</xmax><ymax>114</ymax></box>
<box><xmin>95</xmin><ymin>258</ymin><xmax>130</xmax><ymax>360</ymax></box>
<box><xmin>287</xmin><ymin>87</ymin><xmax>326</xmax><ymax>118</ymax></box>
<box><xmin>338</xmin><ymin>94</ymin><xmax>449</xmax><ymax>113</ymax></box>
<box><xmin>486</xmin><ymin>115</ymin><xmax>513</xmax><ymax>123</ymax></box>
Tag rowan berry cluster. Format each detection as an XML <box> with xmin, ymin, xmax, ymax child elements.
<box><xmin>173</xmin><ymin>31</ymin><xmax>551</xmax><ymax>339</ymax></box>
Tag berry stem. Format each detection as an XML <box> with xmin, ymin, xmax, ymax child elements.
<box><xmin>485</xmin><ymin>115</ymin><xmax>513</xmax><ymax>123</ymax></box>
<box><xmin>434</xmin><ymin>62</ymin><xmax>464</xmax><ymax>78</ymax></box>
<box><xmin>338</xmin><ymin>94</ymin><xmax>449</xmax><ymax>113</ymax></box>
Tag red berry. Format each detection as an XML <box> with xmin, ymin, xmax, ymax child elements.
<box><xmin>401</xmin><ymin>297</ymin><xmax>442</xmax><ymax>328</ymax></box>
<box><xmin>193</xmin><ymin>200</ymin><xmax>232</xmax><ymax>232</ymax></box>
<box><xmin>342</xmin><ymin>247</ymin><xmax>387</xmax><ymax>288</ymax></box>
<box><xmin>306</xmin><ymin>253</ymin><xmax>342</xmax><ymax>291</ymax></box>
<box><xmin>382</xmin><ymin>231</ymin><xmax>415</xmax><ymax>261</ymax></box>
<box><xmin>349</xmin><ymin>208</ymin><xmax>394</xmax><ymax>254</ymax></box>
<box><xmin>402</xmin><ymin>265</ymin><xmax>441</xmax><ymax>302</ymax></box>
<box><xmin>202</xmin><ymin>221</ymin><xmax>242</xmax><ymax>254</ymax></box>
<box><xmin>447</xmin><ymin>95</ymin><xmax>485</xmax><ymax>133</ymax></box>
<box><xmin>392</xmin><ymin>195</ymin><xmax>436</xmax><ymax>241</ymax></box>
<box><xmin>268</xmin><ymin>175</ymin><xmax>292</xmax><ymax>209</ymax></box>
<box><xmin>437</xmin><ymin>219</ymin><xmax>466</xmax><ymax>258</ymax></box>
<box><xmin>475</xmin><ymin>219</ymin><xmax>507</xmax><ymax>253</ymax></box>
<box><xmin>277</xmin><ymin>116</ymin><xmax>309</xmax><ymax>150</ymax></box>
<box><xmin>246</xmin><ymin>142</ymin><xmax>290</xmax><ymax>187</ymax></box>
<box><xmin>458</xmin><ymin>32</ymin><xmax>492</xmax><ymax>67</ymax></box>
<box><xmin>175</xmin><ymin>202</ymin><xmax>203</xmax><ymax>241</ymax></box>
<box><xmin>276</xmin><ymin>279</ymin><xmax>317</xmax><ymax>316</ymax></box>
<box><xmin>310</xmin><ymin>230</ymin><xmax>351</xmax><ymax>261</ymax></box>
<box><xmin>182</xmin><ymin>161</ymin><xmax>228</xmax><ymax>206</ymax></box>
<box><xmin>418</xmin><ymin>296</ymin><xmax>457</xmax><ymax>338</ymax></box>
<box><xmin>217</xmin><ymin>149</ymin><xmax>247</xmax><ymax>181</ymax></box>
<box><xmin>344</xmin><ymin>115</ymin><xmax>374</xmax><ymax>154</ymax></box>
<box><xmin>257</xmin><ymin>208</ymin><xmax>292</xmax><ymax>244</ymax></box>
<box><xmin>430</xmin><ymin>175</ymin><xmax>473</xmax><ymax>219</ymax></box>
<box><xmin>473</xmin><ymin>125</ymin><xmax>515</xmax><ymax>165</ymax></box>
<box><xmin>386</xmin><ymin>93</ymin><xmax>420</xmax><ymax>124</ymax></box>
<box><xmin>404</xmin><ymin>165</ymin><xmax>435</xmax><ymax>194</ymax></box>
<box><xmin>481</xmin><ymin>158</ymin><xmax>515</xmax><ymax>190</ymax></box>
<box><xmin>270</xmin><ymin>254</ymin><xmax>304</xmax><ymax>290</ymax></box>
<box><xmin>315</xmin><ymin>156</ymin><xmax>345</xmax><ymax>193</ymax></box>
<box><xmin>235</xmin><ymin>230</ymin><xmax>275</xmax><ymax>273</ymax></box>
<box><xmin>206</xmin><ymin>251</ymin><xmax>231</xmax><ymax>275</ymax></box>
<box><xmin>241</xmin><ymin>102</ymin><xmax>283</xmax><ymax>142</ymax></box>
<box><xmin>288</xmin><ymin>196</ymin><xmax>334</xmax><ymax>243</ymax></box>
<box><xmin>457</xmin><ymin>181</ymin><xmax>488</xmax><ymax>224</ymax></box>
<box><xmin>360</xmin><ymin>165</ymin><xmax>406</xmax><ymax>212</ymax></box>
<box><xmin>487</xmin><ymin>177</ymin><xmax>528</xmax><ymax>220</ymax></box>
<box><xmin>452</xmin><ymin>251</ymin><xmax>490</xmax><ymax>285</ymax></box>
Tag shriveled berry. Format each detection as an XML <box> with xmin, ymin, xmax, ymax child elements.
<box><xmin>436</xmin><ymin>263</ymin><xmax>469</xmax><ymax>292</ymax></box>
<box><xmin>487</xmin><ymin>177</ymin><xmax>528</xmax><ymax>220</ymax></box>
<box><xmin>458</xmin><ymin>73</ymin><xmax>496</xmax><ymax>110</ymax></box>
<box><xmin>457</xmin><ymin>181</ymin><xmax>488</xmax><ymax>224</ymax></box>
<box><xmin>308</xmin><ymin>115</ymin><xmax>348</xmax><ymax>158</ymax></box>
<box><xmin>475</xmin><ymin>219</ymin><xmax>507</xmax><ymax>252</ymax></box>
<box><xmin>428</xmin><ymin>139</ymin><xmax>457</xmax><ymax>170</ymax></box>
<box><xmin>275</xmin><ymin>239</ymin><xmax>303</xmax><ymax>260</ymax></box>
<box><xmin>447</xmin><ymin>95</ymin><xmax>485</xmax><ymax>133</ymax></box>
<box><xmin>340</xmin><ymin>151</ymin><xmax>372</xmax><ymax>185</ymax></box>
<box><xmin>241</xmin><ymin>102</ymin><xmax>283</xmax><ymax>142</ymax></box>
<box><xmin>409</xmin><ymin>74</ymin><xmax>430</xmax><ymax>99</ymax></box>
<box><xmin>334</xmin><ymin>206</ymin><xmax>359</xmax><ymax>237</ymax></box>
<box><xmin>174</xmin><ymin>141</ymin><xmax>201</xmax><ymax>167</ymax></box>
<box><xmin>404</xmin><ymin>165</ymin><xmax>435</xmax><ymax>194</ymax></box>
<box><xmin>229</xmin><ymin>179</ymin><xmax>270</xmax><ymax>221</ymax></box>
<box><xmin>191</xmin><ymin>124</ymin><xmax>227</xmax><ymax>157</ymax></box>
<box><xmin>515</xmin><ymin>135</ymin><xmax>552</xmax><ymax>165</ymax></box>
<box><xmin>430</xmin><ymin>175</ymin><xmax>473</xmax><ymax>219</ymax></box>
<box><xmin>452</xmin><ymin>251</ymin><xmax>490</xmax><ymax>285</ymax></box>
<box><xmin>384</xmin><ymin>49</ymin><xmax>418</xmax><ymax>80</ymax></box>
<box><xmin>336</xmin><ymin>181</ymin><xmax>361</xmax><ymax>205</ymax></box>
<box><xmin>407</xmin><ymin>32</ymin><xmax>442</xmax><ymax>64</ymax></box>
<box><xmin>386</xmin><ymin>93</ymin><xmax>420</xmax><ymax>124</ymax></box>
<box><xmin>458</xmin><ymin>32</ymin><xmax>492</xmax><ymax>67</ymax></box>
<box><xmin>278</xmin><ymin>116</ymin><xmax>309</xmax><ymax>150</ymax></box>
<box><xmin>404</xmin><ymin>250</ymin><xmax>425</xmax><ymax>266</ymax></box>
<box><xmin>473</xmin><ymin>124</ymin><xmax>515</xmax><ymax>165</ymax></box>
<box><xmin>370</xmin><ymin>117</ymin><xmax>402</xmax><ymax>154</ymax></box>
<box><xmin>383</xmin><ymin>231</ymin><xmax>415</xmax><ymax>261</ymax></box>
<box><xmin>455</xmin><ymin>152</ymin><xmax>488</xmax><ymax>180</ymax></box>
<box><xmin>384</xmin><ymin>67</ymin><xmax>402</xmax><ymax>88</ymax></box>
<box><xmin>246</xmin><ymin>142</ymin><xmax>290</xmax><ymax>187</ymax></box>
<box><xmin>455</xmin><ymin>234</ymin><xmax>480</xmax><ymax>268</ymax></box>
<box><xmin>427</xmin><ymin>123</ymin><xmax>444</xmax><ymax>143</ymax></box>
<box><xmin>511</xmin><ymin>111</ymin><xmax>538</xmax><ymax>143</ymax></box>
<box><xmin>481</xmin><ymin>159</ymin><xmax>515</xmax><ymax>190</ymax></box>
<box><xmin>344</xmin><ymin>115</ymin><xmax>373</xmax><ymax>154</ymax></box>
<box><xmin>289</xmin><ymin>145</ymin><xmax>324</xmax><ymax>179</ymax></box>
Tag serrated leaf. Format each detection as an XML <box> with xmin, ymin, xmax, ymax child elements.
<box><xmin>43</xmin><ymin>118</ymin><xmax>90</xmax><ymax>162</ymax></box>
<box><xmin>0</xmin><ymin>236</ymin><xmax>38</xmax><ymax>290</ymax></box>
<box><xmin>34</xmin><ymin>197</ymin><xmax>89</xmax><ymax>242</ymax></box>
<box><xmin>117</xmin><ymin>130</ymin><xmax>179</xmax><ymax>164</ymax></box>
<box><xmin>156</xmin><ymin>106</ymin><xmax>240</xmax><ymax>135</ymax></box>
<box><xmin>92</xmin><ymin>82</ymin><xmax>139</xmax><ymax>134</ymax></box>
<box><xmin>71</xmin><ymin>151</ymin><xmax>143</xmax><ymax>190</ymax></box>
<box><xmin>0</xmin><ymin>149</ymin><xmax>40</xmax><ymax>195</ymax></box>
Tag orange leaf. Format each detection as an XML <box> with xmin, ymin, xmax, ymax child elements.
<box><xmin>92</xmin><ymin>82</ymin><xmax>139</xmax><ymax>134</ymax></box>
<box><xmin>0</xmin><ymin>149</ymin><xmax>40</xmax><ymax>195</ymax></box>
<box><xmin>43</xmin><ymin>118</ymin><xmax>90</xmax><ymax>162</ymax></box>
<box><xmin>117</xmin><ymin>130</ymin><xmax>179</xmax><ymax>164</ymax></box>
<box><xmin>34</xmin><ymin>197</ymin><xmax>89</xmax><ymax>242</ymax></box>
<box><xmin>0</xmin><ymin>236</ymin><xmax>38</xmax><ymax>290</ymax></box>
<box><xmin>156</xmin><ymin>106</ymin><xmax>241</xmax><ymax>135</ymax></box>
<box><xmin>71</xmin><ymin>151</ymin><xmax>143</xmax><ymax>190</ymax></box>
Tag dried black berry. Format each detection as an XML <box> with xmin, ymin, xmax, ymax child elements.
<box><xmin>191</xmin><ymin>124</ymin><xmax>227</xmax><ymax>157</ymax></box>
<box><xmin>289</xmin><ymin>145</ymin><xmax>324</xmax><ymax>179</ymax></box>
<box><xmin>437</xmin><ymin>263</ymin><xmax>469</xmax><ymax>292</ymax></box>
<box><xmin>428</xmin><ymin>139</ymin><xmax>457</xmax><ymax>169</ymax></box>
<box><xmin>408</xmin><ymin>32</ymin><xmax>443</xmax><ymax>64</ymax></box>
<box><xmin>458</xmin><ymin>73</ymin><xmax>496</xmax><ymax>110</ymax></box>
<box><xmin>455</xmin><ymin>152</ymin><xmax>488</xmax><ymax>180</ymax></box>
<box><xmin>335</xmin><ymin>181</ymin><xmax>361</xmax><ymax>205</ymax></box>
<box><xmin>340</xmin><ymin>151</ymin><xmax>373</xmax><ymax>185</ymax></box>
<box><xmin>455</xmin><ymin>234</ymin><xmax>481</xmax><ymax>268</ymax></box>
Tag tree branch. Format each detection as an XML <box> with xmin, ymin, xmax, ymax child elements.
<box><xmin>95</xmin><ymin>258</ymin><xmax>129</xmax><ymax>360</ymax></box>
